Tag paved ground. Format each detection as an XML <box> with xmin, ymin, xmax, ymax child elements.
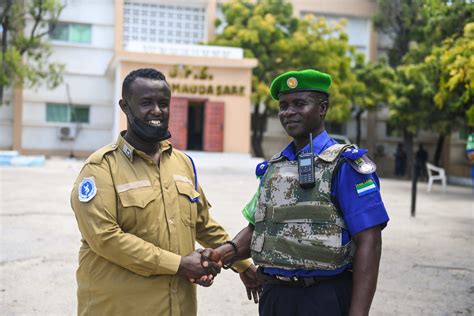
<box><xmin>0</xmin><ymin>153</ymin><xmax>473</xmax><ymax>316</ymax></box>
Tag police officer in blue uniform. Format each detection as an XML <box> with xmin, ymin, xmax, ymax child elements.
<box><xmin>202</xmin><ymin>69</ymin><xmax>389</xmax><ymax>316</ymax></box>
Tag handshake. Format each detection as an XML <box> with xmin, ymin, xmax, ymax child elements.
<box><xmin>177</xmin><ymin>246</ymin><xmax>262</xmax><ymax>303</ymax></box>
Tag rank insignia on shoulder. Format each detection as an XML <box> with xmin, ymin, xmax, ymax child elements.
<box><xmin>341</xmin><ymin>148</ymin><xmax>368</xmax><ymax>160</ymax></box>
<box><xmin>79</xmin><ymin>177</ymin><xmax>97</xmax><ymax>202</ymax></box>
<box><xmin>255</xmin><ymin>161</ymin><xmax>269</xmax><ymax>178</ymax></box>
<box><xmin>355</xmin><ymin>179</ymin><xmax>378</xmax><ymax>197</ymax></box>
<box><xmin>345</xmin><ymin>153</ymin><xmax>376</xmax><ymax>174</ymax></box>
<box><xmin>122</xmin><ymin>144</ymin><xmax>133</xmax><ymax>159</ymax></box>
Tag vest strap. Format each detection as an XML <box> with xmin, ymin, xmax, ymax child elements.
<box><xmin>270</xmin><ymin>202</ymin><xmax>346</xmax><ymax>228</ymax></box>
<box><xmin>254</xmin><ymin>235</ymin><xmax>353</xmax><ymax>270</ymax></box>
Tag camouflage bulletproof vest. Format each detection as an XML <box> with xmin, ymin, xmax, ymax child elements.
<box><xmin>251</xmin><ymin>144</ymin><xmax>354</xmax><ymax>270</ymax></box>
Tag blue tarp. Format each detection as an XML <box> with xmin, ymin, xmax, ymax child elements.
<box><xmin>0</xmin><ymin>151</ymin><xmax>45</xmax><ymax>166</ymax></box>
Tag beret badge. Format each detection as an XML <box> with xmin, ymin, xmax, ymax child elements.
<box><xmin>287</xmin><ymin>77</ymin><xmax>298</xmax><ymax>89</ymax></box>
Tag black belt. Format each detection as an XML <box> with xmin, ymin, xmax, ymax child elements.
<box><xmin>256</xmin><ymin>266</ymin><xmax>351</xmax><ymax>288</ymax></box>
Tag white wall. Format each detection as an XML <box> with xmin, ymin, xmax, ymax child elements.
<box><xmin>20</xmin><ymin>0</ymin><xmax>116</xmax><ymax>153</ymax></box>
<box><xmin>0</xmin><ymin>102</ymin><xmax>13</xmax><ymax>148</ymax></box>
<box><xmin>22</xmin><ymin>74</ymin><xmax>115</xmax><ymax>152</ymax></box>
<box><xmin>24</xmin><ymin>74</ymin><xmax>114</xmax><ymax>108</ymax></box>
<box><xmin>22</xmin><ymin>124</ymin><xmax>112</xmax><ymax>152</ymax></box>
<box><xmin>60</xmin><ymin>0</ymin><xmax>115</xmax><ymax>26</ymax></box>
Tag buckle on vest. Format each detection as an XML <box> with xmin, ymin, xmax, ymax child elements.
<box><xmin>275</xmin><ymin>275</ymin><xmax>292</xmax><ymax>282</ymax></box>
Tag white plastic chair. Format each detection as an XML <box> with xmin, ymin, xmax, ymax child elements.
<box><xmin>426</xmin><ymin>162</ymin><xmax>447</xmax><ymax>192</ymax></box>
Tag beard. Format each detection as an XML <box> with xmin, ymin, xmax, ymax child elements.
<box><xmin>129</xmin><ymin>117</ymin><xmax>171</xmax><ymax>143</ymax></box>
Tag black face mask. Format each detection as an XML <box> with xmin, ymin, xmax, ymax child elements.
<box><xmin>127</xmin><ymin>105</ymin><xmax>171</xmax><ymax>143</ymax></box>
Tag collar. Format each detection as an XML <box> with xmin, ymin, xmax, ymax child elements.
<box><xmin>116</xmin><ymin>131</ymin><xmax>173</xmax><ymax>162</ymax></box>
<box><xmin>280</xmin><ymin>130</ymin><xmax>333</xmax><ymax>161</ymax></box>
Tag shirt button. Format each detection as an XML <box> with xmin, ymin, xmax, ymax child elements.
<box><xmin>169</xmin><ymin>219</ymin><xmax>174</xmax><ymax>225</ymax></box>
<box><xmin>172</xmin><ymin>288</ymin><xmax>177</xmax><ymax>294</ymax></box>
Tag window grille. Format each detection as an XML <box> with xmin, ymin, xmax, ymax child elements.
<box><xmin>123</xmin><ymin>2</ymin><xmax>207</xmax><ymax>46</ymax></box>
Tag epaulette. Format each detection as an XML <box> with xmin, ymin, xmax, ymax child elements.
<box><xmin>341</xmin><ymin>147</ymin><xmax>368</xmax><ymax>160</ymax></box>
<box><xmin>318</xmin><ymin>144</ymin><xmax>353</xmax><ymax>162</ymax></box>
<box><xmin>255</xmin><ymin>161</ymin><xmax>269</xmax><ymax>178</ymax></box>
<box><xmin>85</xmin><ymin>143</ymin><xmax>118</xmax><ymax>165</ymax></box>
<box><xmin>269</xmin><ymin>152</ymin><xmax>285</xmax><ymax>163</ymax></box>
<box><xmin>341</xmin><ymin>147</ymin><xmax>377</xmax><ymax>174</ymax></box>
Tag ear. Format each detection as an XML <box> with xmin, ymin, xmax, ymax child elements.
<box><xmin>119</xmin><ymin>99</ymin><xmax>128</xmax><ymax>114</ymax></box>
<box><xmin>319</xmin><ymin>100</ymin><xmax>329</xmax><ymax>117</ymax></box>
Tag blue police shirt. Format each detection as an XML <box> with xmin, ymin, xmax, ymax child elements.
<box><xmin>259</xmin><ymin>131</ymin><xmax>389</xmax><ymax>277</ymax></box>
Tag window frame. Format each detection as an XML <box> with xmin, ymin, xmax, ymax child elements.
<box><xmin>49</xmin><ymin>21</ymin><xmax>92</xmax><ymax>44</ymax></box>
<box><xmin>46</xmin><ymin>103</ymin><xmax>90</xmax><ymax>124</ymax></box>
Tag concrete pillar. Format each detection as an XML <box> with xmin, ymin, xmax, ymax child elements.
<box><xmin>12</xmin><ymin>87</ymin><xmax>22</xmax><ymax>152</ymax></box>
<box><xmin>366</xmin><ymin>110</ymin><xmax>377</xmax><ymax>155</ymax></box>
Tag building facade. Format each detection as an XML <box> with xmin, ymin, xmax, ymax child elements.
<box><xmin>4</xmin><ymin>0</ymin><xmax>257</xmax><ymax>156</ymax></box>
<box><xmin>1</xmin><ymin>0</ymin><xmax>470</xmax><ymax>180</ymax></box>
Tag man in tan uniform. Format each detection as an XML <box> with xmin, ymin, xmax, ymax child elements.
<box><xmin>71</xmin><ymin>68</ymin><xmax>252</xmax><ymax>316</ymax></box>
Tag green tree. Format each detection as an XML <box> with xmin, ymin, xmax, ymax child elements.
<box><xmin>211</xmin><ymin>0</ymin><xmax>298</xmax><ymax>157</ymax></box>
<box><xmin>276</xmin><ymin>15</ymin><xmax>361</xmax><ymax>124</ymax></box>
<box><xmin>373</xmin><ymin>0</ymin><xmax>428</xmax><ymax>174</ymax></box>
<box><xmin>353</xmin><ymin>58</ymin><xmax>396</xmax><ymax>146</ymax></box>
<box><xmin>374</xmin><ymin>0</ymin><xmax>473</xmax><ymax>170</ymax></box>
<box><xmin>373</xmin><ymin>0</ymin><xmax>425</xmax><ymax>67</ymax></box>
<box><xmin>212</xmin><ymin>1</ymin><xmax>361</xmax><ymax>157</ymax></box>
<box><xmin>0</xmin><ymin>0</ymin><xmax>64</xmax><ymax>105</ymax></box>
<box><xmin>280</xmin><ymin>15</ymin><xmax>396</xmax><ymax>148</ymax></box>
<box><xmin>433</xmin><ymin>22</ymin><xmax>474</xmax><ymax>126</ymax></box>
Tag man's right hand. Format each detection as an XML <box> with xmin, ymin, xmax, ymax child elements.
<box><xmin>200</xmin><ymin>247</ymin><xmax>223</xmax><ymax>264</ymax></box>
<box><xmin>177</xmin><ymin>250</ymin><xmax>222</xmax><ymax>280</ymax></box>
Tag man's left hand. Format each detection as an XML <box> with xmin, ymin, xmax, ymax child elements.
<box><xmin>239</xmin><ymin>264</ymin><xmax>262</xmax><ymax>303</ymax></box>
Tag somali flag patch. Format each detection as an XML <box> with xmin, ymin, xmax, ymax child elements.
<box><xmin>355</xmin><ymin>179</ymin><xmax>377</xmax><ymax>197</ymax></box>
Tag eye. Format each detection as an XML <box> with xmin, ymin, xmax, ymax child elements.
<box><xmin>295</xmin><ymin>100</ymin><xmax>307</xmax><ymax>107</ymax></box>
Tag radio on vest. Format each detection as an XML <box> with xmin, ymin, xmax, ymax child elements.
<box><xmin>298</xmin><ymin>133</ymin><xmax>316</xmax><ymax>189</ymax></box>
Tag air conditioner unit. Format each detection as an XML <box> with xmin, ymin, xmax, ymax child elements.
<box><xmin>58</xmin><ymin>125</ymin><xmax>77</xmax><ymax>140</ymax></box>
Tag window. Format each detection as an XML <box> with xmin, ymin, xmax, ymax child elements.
<box><xmin>300</xmin><ymin>12</ymin><xmax>370</xmax><ymax>59</ymax></box>
<box><xmin>46</xmin><ymin>103</ymin><xmax>90</xmax><ymax>123</ymax></box>
<box><xmin>49</xmin><ymin>22</ymin><xmax>92</xmax><ymax>43</ymax></box>
<box><xmin>122</xmin><ymin>1</ymin><xmax>207</xmax><ymax>46</ymax></box>
<box><xmin>215</xmin><ymin>4</ymin><xmax>227</xmax><ymax>35</ymax></box>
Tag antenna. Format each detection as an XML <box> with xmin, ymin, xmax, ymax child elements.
<box><xmin>309</xmin><ymin>132</ymin><xmax>314</xmax><ymax>155</ymax></box>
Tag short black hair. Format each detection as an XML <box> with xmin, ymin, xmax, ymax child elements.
<box><xmin>121</xmin><ymin>68</ymin><xmax>168</xmax><ymax>100</ymax></box>
<box><xmin>309</xmin><ymin>91</ymin><xmax>329</xmax><ymax>106</ymax></box>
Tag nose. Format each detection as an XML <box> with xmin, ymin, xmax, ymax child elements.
<box><xmin>280</xmin><ymin>105</ymin><xmax>296</xmax><ymax>118</ymax></box>
<box><xmin>150</xmin><ymin>103</ymin><xmax>162</xmax><ymax>116</ymax></box>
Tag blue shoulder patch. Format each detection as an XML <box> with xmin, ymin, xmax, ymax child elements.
<box><xmin>342</xmin><ymin>148</ymin><xmax>377</xmax><ymax>174</ymax></box>
<box><xmin>255</xmin><ymin>161</ymin><xmax>269</xmax><ymax>178</ymax></box>
<box><xmin>78</xmin><ymin>177</ymin><xmax>97</xmax><ymax>202</ymax></box>
<box><xmin>341</xmin><ymin>148</ymin><xmax>368</xmax><ymax>161</ymax></box>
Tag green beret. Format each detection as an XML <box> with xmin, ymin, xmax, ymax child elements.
<box><xmin>270</xmin><ymin>69</ymin><xmax>332</xmax><ymax>100</ymax></box>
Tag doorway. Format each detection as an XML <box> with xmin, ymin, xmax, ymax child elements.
<box><xmin>187</xmin><ymin>102</ymin><xmax>204</xmax><ymax>150</ymax></box>
<box><xmin>169</xmin><ymin>97</ymin><xmax>225</xmax><ymax>152</ymax></box>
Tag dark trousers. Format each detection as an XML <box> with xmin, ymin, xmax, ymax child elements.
<box><xmin>259</xmin><ymin>272</ymin><xmax>352</xmax><ymax>316</ymax></box>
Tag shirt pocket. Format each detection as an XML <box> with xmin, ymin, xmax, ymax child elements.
<box><xmin>118</xmin><ymin>186</ymin><xmax>157</xmax><ymax>236</ymax></box>
<box><xmin>175</xmin><ymin>181</ymin><xmax>200</xmax><ymax>227</ymax></box>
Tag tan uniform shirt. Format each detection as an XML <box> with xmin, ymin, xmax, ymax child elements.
<box><xmin>71</xmin><ymin>134</ymin><xmax>251</xmax><ymax>316</ymax></box>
